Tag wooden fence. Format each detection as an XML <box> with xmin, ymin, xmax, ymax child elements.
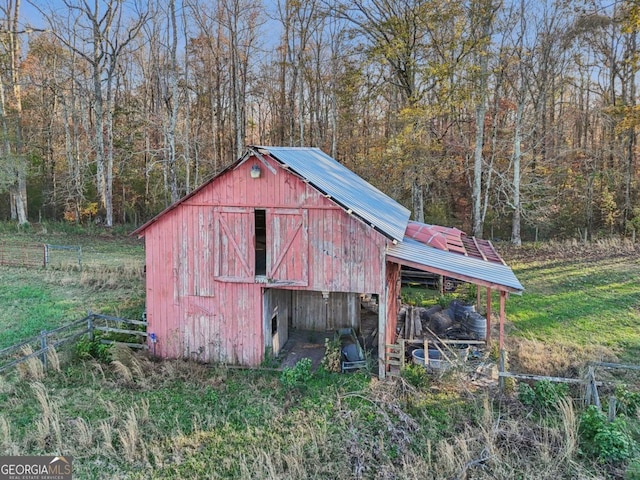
<box><xmin>498</xmin><ymin>352</ymin><xmax>639</xmax><ymax>417</ymax></box>
<box><xmin>0</xmin><ymin>313</ymin><xmax>147</xmax><ymax>374</ymax></box>
<box><xmin>385</xmin><ymin>337</ymin><xmax>486</xmax><ymax>377</ymax></box>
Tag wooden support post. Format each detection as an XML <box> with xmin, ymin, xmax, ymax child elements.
<box><xmin>499</xmin><ymin>291</ymin><xmax>506</xmax><ymax>351</ymax></box>
<box><xmin>378</xmin><ymin>267</ymin><xmax>387</xmax><ymax>379</ymax></box>
<box><xmin>486</xmin><ymin>288</ymin><xmax>492</xmax><ymax>345</ymax></box>
<box><xmin>499</xmin><ymin>349</ymin><xmax>505</xmax><ymax>391</ymax></box>
<box><xmin>408</xmin><ymin>307</ymin><xmax>415</xmax><ymax>339</ymax></box>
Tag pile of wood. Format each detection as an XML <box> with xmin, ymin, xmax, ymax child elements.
<box><xmin>398</xmin><ymin>301</ymin><xmax>479</xmax><ymax>340</ymax></box>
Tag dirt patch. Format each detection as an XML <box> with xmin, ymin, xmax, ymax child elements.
<box><xmin>279</xmin><ymin>330</ymin><xmax>331</xmax><ymax>370</ymax></box>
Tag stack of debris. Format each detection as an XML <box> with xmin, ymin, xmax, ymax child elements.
<box><xmin>398</xmin><ymin>300</ymin><xmax>487</xmax><ymax>341</ymax></box>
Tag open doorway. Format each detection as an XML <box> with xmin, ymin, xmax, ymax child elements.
<box><xmin>263</xmin><ymin>289</ymin><xmax>290</xmax><ymax>357</ymax></box>
<box><xmin>265</xmin><ymin>290</ymin><xmax>378</xmax><ymax>370</ymax></box>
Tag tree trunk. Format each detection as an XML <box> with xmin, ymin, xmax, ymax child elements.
<box><xmin>511</xmin><ymin>101</ymin><xmax>523</xmax><ymax>246</ymax></box>
<box><xmin>1</xmin><ymin>0</ymin><xmax>28</xmax><ymax>224</ymax></box>
<box><xmin>167</xmin><ymin>0</ymin><xmax>180</xmax><ymax>204</ymax></box>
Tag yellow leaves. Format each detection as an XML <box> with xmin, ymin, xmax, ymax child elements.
<box><xmin>615</xmin><ymin>105</ymin><xmax>640</xmax><ymax>132</ymax></box>
<box><xmin>64</xmin><ymin>202</ymin><xmax>99</xmax><ymax>223</ymax></box>
<box><xmin>622</xmin><ymin>2</ymin><xmax>640</xmax><ymax>33</ymax></box>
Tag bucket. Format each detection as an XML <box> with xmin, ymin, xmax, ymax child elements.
<box><xmin>427</xmin><ymin>348</ymin><xmax>444</xmax><ymax>370</ymax></box>
<box><xmin>464</xmin><ymin>312</ymin><xmax>487</xmax><ymax>340</ymax></box>
<box><xmin>412</xmin><ymin>348</ymin><xmax>426</xmax><ymax>366</ymax></box>
<box><xmin>454</xmin><ymin>343</ymin><xmax>470</xmax><ymax>362</ymax></box>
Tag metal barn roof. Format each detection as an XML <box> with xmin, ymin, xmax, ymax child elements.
<box><xmin>388</xmin><ymin>237</ymin><xmax>524</xmax><ymax>293</ymax></box>
<box><xmin>405</xmin><ymin>221</ymin><xmax>506</xmax><ymax>264</ymax></box>
<box><xmin>253</xmin><ymin>146</ymin><xmax>411</xmax><ymax>243</ymax></box>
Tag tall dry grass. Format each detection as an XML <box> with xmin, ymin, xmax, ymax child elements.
<box><xmin>31</xmin><ymin>381</ymin><xmax>62</xmax><ymax>451</ymax></box>
<box><xmin>71</xmin><ymin>416</ymin><xmax>93</xmax><ymax>449</ymax></box>
<box><xmin>503</xmin><ymin>236</ymin><xmax>640</xmax><ymax>262</ymax></box>
<box><xmin>110</xmin><ymin>344</ymin><xmax>146</xmax><ymax>385</ymax></box>
<box><xmin>16</xmin><ymin>345</ymin><xmax>44</xmax><ymax>380</ymax></box>
<box><xmin>46</xmin><ymin>346</ymin><xmax>61</xmax><ymax>373</ymax></box>
<box><xmin>0</xmin><ymin>344</ymin><xmax>624</xmax><ymax>479</ymax></box>
<box><xmin>0</xmin><ymin>415</ymin><xmax>10</xmax><ymax>450</ymax></box>
<box><xmin>508</xmin><ymin>337</ymin><xmax>617</xmax><ymax>378</ymax></box>
<box><xmin>118</xmin><ymin>406</ymin><xmax>145</xmax><ymax>462</ymax></box>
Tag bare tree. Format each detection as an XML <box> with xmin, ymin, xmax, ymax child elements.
<box><xmin>0</xmin><ymin>0</ymin><xmax>28</xmax><ymax>224</ymax></box>
<box><xmin>32</xmin><ymin>0</ymin><xmax>148</xmax><ymax>226</ymax></box>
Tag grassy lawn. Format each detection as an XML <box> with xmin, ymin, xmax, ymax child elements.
<box><xmin>0</xmin><ymin>227</ymin><xmax>639</xmax><ymax>479</ymax></box>
<box><xmin>0</xmin><ymin>224</ymin><xmax>145</xmax><ymax>348</ymax></box>
<box><xmin>505</xmin><ymin>242</ymin><xmax>640</xmax><ymax>364</ymax></box>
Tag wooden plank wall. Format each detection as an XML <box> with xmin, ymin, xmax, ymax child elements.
<box><xmin>185</xmin><ymin>157</ymin><xmax>386</xmax><ymax>294</ymax></box>
<box><xmin>292</xmin><ymin>291</ymin><xmax>360</xmax><ymax>331</ymax></box>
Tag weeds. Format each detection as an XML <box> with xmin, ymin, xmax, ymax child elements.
<box><xmin>321</xmin><ymin>337</ymin><xmax>341</xmax><ymax>373</ymax></box>
<box><xmin>0</xmin><ymin>415</ymin><xmax>10</xmax><ymax>450</ymax></box>
<box><xmin>401</xmin><ymin>363</ymin><xmax>430</xmax><ymax>388</ymax></box>
<box><xmin>518</xmin><ymin>380</ymin><xmax>569</xmax><ymax>413</ymax></box>
<box><xmin>74</xmin><ymin>335</ymin><xmax>112</xmax><ymax>363</ymax></box>
<box><xmin>280</xmin><ymin>358</ymin><xmax>313</xmax><ymax>389</ymax></box>
<box><xmin>579</xmin><ymin>405</ymin><xmax>636</xmax><ymax>464</ymax></box>
<box><xmin>118</xmin><ymin>406</ymin><xmax>144</xmax><ymax>462</ymax></box>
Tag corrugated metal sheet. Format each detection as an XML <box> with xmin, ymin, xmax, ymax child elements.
<box><xmin>253</xmin><ymin>146</ymin><xmax>411</xmax><ymax>243</ymax></box>
<box><xmin>387</xmin><ymin>237</ymin><xmax>524</xmax><ymax>293</ymax></box>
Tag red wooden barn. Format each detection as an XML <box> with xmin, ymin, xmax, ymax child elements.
<box><xmin>133</xmin><ymin>146</ymin><xmax>523</xmax><ymax>377</ymax></box>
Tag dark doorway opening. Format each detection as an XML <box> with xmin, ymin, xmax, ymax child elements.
<box><xmin>255</xmin><ymin>209</ymin><xmax>266</xmax><ymax>275</ymax></box>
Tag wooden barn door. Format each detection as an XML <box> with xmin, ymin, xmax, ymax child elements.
<box><xmin>213</xmin><ymin>207</ymin><xmax>254</xmax><ymax>282</ymax></box>
<box><xmin>267</xmin><ymin>209</ymin><xmax>308</xmax><ymax>286</ymax></box>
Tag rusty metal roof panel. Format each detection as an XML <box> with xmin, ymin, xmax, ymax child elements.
<box><xmin>387</xmin><ymin>237</ymin><xmax>524</xmax><ymax>293</ymax></box>
<box><xmin>254</xmin><ymin>146</ymin><xmax>411</xmax><ymax>242</ymax></box>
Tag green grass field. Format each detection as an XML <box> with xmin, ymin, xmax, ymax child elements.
<box><xmin>505</xmin><ymin>240</ymin><xmax>640</xmax><ymax>366</ymax></box>
<box><xmin>0</xmin><ymin>227</ymin><xmax>639</xmax><ymax>479</ymax></box>
<box><xmin>0</xmin><ymin>224</ymin><xmax>145</xmax><ymax>348</ymax></box>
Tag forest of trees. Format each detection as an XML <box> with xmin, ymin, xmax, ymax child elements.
<box><xmin>0</xmin><ymin>0</ymin><xmax>639</xmax><ymax>244</ymax></box>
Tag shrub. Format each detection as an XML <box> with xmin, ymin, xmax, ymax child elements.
<box><xmin>75</xmin><ymin>335</ymin><xmax>112</xmax><ymax>363</ymax></box>
<box><xmin>280</xmin><ymin>358</ymin><xmax>313</xmax><ymax>389</ymax></box>
<box><xmin>401</xmin><ymin>363</ymin><xmax>429</xmax><ymax>388</ymax></box>
<box><xmin>518</xmin><ymin>380</ymin><xmax>569</xmax><ymax>412</ymax></box>
<box><xmin>616</xmin><ymin>386</ymin><xmax>640</xmax><ymax>417</ymax></box>
<box><xmin>626</xmin><ymin>458</ymin><xmax>640</xmax><ymax>480</ymax></box>
<box><xmin>579</xmin><ymin>405</ymin><xmax>635</xmax><ymax>464</ymax></box>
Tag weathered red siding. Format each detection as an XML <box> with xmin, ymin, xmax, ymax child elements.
<box><xmin>142</xmin><ymin>155</ymin><xmax>389</xmax><ymax>366</ymax></box>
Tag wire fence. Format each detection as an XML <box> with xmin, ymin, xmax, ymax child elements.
<box><xmin>0</xmin><ymin>242</ymin><xmax>46</xmax><ymax>267</ymax></box>
<box><xmin>0</xmin><ymin>241</ymin><xmax>144</xmax><ymax>270</ymax></box>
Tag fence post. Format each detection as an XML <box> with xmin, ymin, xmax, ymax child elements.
<box><xmin>585</xmin><ymin>366</ymin><xmax>601</xmax><ymax>409</ymax></box>
<box><xmin>40</xmin><ymin>330</ymin><xmax>48</xmax><ymax>370</ymax></box>
<box><xmin>43</xmin><ymin>244</ymin><xmax>48</xmax><ymax>267</ymax></box>
<box><xmin>88</xmin><ymin>314</ymin><xmax>94</xmax><ymax>341</ymax></box>
<box><xmin>608</xmin><ymin>396</ymin><xmax>617</xmax><ymax>422</ymax></box>
<box><xmin>78</xmin><ymin>246</ymin><xmax>82</xmax><ymax>270</ymax></box>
